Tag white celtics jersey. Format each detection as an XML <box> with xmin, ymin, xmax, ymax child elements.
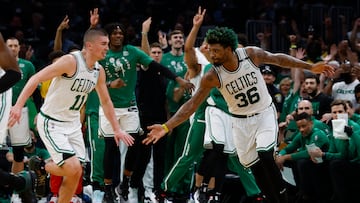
<box><xmin>41</xmin><ymin>51</ymin><xmax>100</xmax><ymax>121</ymax></box>
<box><xmin>214</xmin><ymin>48</ymin><xmax>272</xmax><ymax>115</ymax></box>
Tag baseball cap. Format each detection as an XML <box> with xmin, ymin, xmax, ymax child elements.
<box><xmin>260</xmin><ymin>65</ymin><xmax>276</xmax><ymax>76</ymax></box>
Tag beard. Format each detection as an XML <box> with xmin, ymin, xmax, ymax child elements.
<box><xmin>308</xmin><ymin>89</ymin><xmax>317</xmax><ymax>98</ymax></box>
<box><xmin>340</xmin><ymin>73</ymin><xmax>353</xmax><ymax>84</ymax></box>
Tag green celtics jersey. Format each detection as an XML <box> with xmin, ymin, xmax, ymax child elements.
<box><xmin>12</xmin><ymin>58</ymin><xmax>36</xmax><ymax>105</ymax></box>
<box><xmin>161</xmin><ymin>52</ymin><xmax>189</xmax><ymax>113</ymax></box>
<box><xmin>99</xmin><ymin>45</ymin><xmax>153</xmax><ymax>108</ymax></box>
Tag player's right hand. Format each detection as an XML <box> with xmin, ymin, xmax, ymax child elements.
<box><xmin>8</xmin><ymin>105</ymin><xmax>22</xmax><ymax>127</ymax></box>
<box><xmin>142</xmin><ymin>124</ymin><xmax>167</xmax><ymax>145</ymax></box>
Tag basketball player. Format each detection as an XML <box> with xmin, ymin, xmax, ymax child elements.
<box><xmin>144</xmin><ymin>27</ymin><xmax>334</xmax><ymax>203</ymax></box>
<box><xmin>8</xmin><ymin>28</ymin><xmax>134</xmax><ymax>203</ymax></box>
<box><xmin>0</xmin><ymin>32</ymin><xmax>20</xmax><ymax>145</ymax></box>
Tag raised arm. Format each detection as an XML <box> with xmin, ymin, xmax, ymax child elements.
<box><xmin>141</xmin><ymin>17</ymin><xmax>152</xmax><ymax>55</ymax></box>
<box><xmin>89</xmin><ymin>8</ymin><xmax>99</xmax><ymax>29</ymax></box>
<box><xmin>53</xmin><ymin>15</ymin><xmax>70</xmax><ymax>51</ymax></box>
<box><xmin>0</xmin><ymin>32</ymin><xmax>20</xmax><ymax>93</ymax></box>
<box><xmin>184</xmin><ymin>6</ymin><xmax>206</xmax><ymax>79</ymax></box>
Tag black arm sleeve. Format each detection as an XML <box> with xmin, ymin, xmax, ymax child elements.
<box><xmin>0</xmin><ymin>69</ymin><xmax>21</xmax><ymax>93</ymax></box>
<box><xmin>148</xmin><ymin>61</ymin><xmax>177</xmax><ymax>81</ymax></box>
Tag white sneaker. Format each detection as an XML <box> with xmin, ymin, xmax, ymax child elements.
<box><xmin>92</xmin><ymin>190</ymin><xmax>105</xmax><ymax>203</ymax></box>
<box><xmin>83</xmin><ymin>185</ymin><xmax>93</xmax><ymax>199</ymax></box>
<box><xmin>11</xmin><ymin>193</ymin><xmax>21</xmax><ymax>203</ymax></box>
<box><xmin>70</xmin><ymin>195</ymin><xmax>82</xmax><ymax>203</ymax></box>
<box><xmin>48</xmin><ymin>195</ymin><xmax>58</xmax><ymax>203</ymax></box>
<box><xmin>38</xmin><ymin>197</ymin><xmax>47</xmax><ymax>203</ymax></box>
<box><xmin>127</xmin><ymin>187</ymin><xmax>138</xmax><ymax>203</ymax></box>
<box><xmin>193</xmin><ymin>189</ymin><xmax>200</xmax><ymax>203</ymax></box>
<box><xmin>143</xmin><ymin>187</ymin><xmax>156</xmax><ymax>203</ymax></box>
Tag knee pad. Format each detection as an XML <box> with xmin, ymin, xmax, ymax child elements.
<box><xmin>12</xmin><ymin>146</ymin><xmax>24</xmax><ymax>162</ymax></box>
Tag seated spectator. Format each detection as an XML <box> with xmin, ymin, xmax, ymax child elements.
<box><xmin>279</xmin><ymin>99</ymin><xmax>330</xmax><ymax>146</ymax></box>
<box><xmin>309</xmin><ymin>99</ymin><xmax>360</xmax><ymax>203</ymax></box>
<box><xmin>276</xmin><ymin>112</ymin><xmax>331</xmax><ymax>202</ymax></box>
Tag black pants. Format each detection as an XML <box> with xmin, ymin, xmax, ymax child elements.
<box><xmin>130</xmin><ymin>116</ymin><xmax>167</xmax><ymax>191</ymax></box>
<box><xmin>329</xmin><ymin>159</ymin><xmax>360</xmax><ymax>203</ymax></box>
<box><xmin>295</xmin><ymin>159</ymin><xmax>332</xmax><ymax>203</ymax></box>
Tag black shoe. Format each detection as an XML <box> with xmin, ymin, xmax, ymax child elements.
<box><xmin>103</xmin><ymin>186</ymin><xmax>117</xmax><ymax>203</ymax></box>
<box><xmin>198</xmin><ymin>184</ymin><xmax>208</xmax><ymax>203</ymax></box>
<box><xmin>250</xmin><ymin>194</ymin><xmax>265</xmax><ymax>203</ymax></box>
<box><xmin>17</xmin><ymin>170</ymin><xmax>37</xmax><ymax>203</ymax></box>
<box><xmin>28</xmin><ymin>156</ymin><xmax>47</xmax><ymax>198</ymax></box>
<box><xmin>118</xmin><ymin>183</ymin><xmax>129</xmax><ymax>201</ymax></box>
<box><xmin>154</xmin><ymin>190</ymin><xmax>167</xmax><ymax>203</ymax></box>
<box><xmin>207</xmin><ymin>192</ymin><xmax>221</xmax><ymax>203</ymax></box>
<box><xmin>173</xmin><ymin>193</ymin><xmax>189</xmax><ymax>203</ymax></box>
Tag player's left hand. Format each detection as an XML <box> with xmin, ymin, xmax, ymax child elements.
<box><xmin>114</xmin><ymin>129</ymin><xmax>134</xmax><ymax>146</ymax></box>
<box><xmin>142</xmin><ymin>124</ymin><xmax>167</xmax><ymax>145</ymax></box>
<box><xmin>311</xmin><ymin>62</ymin><xmax>335</xmax><ymax>77</ymax></box>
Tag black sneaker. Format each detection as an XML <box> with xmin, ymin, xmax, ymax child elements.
<box><xmin>207</xmin><ymin>192</ymin><xmax>221</xmax><ymax>203</ymax></box>
<box><xmin>119</xmin><ymin>181</ymin><xmax>129</xmax><ymax>201</ymax></box>
<box><xmin>28</xmin><ymin>156</ymin><xmax>47</xmax><ymax>198</ymax></box>
<box><xmin>103</xmin><ymin>186</ymin><xmax>117</xmax><ymax>203</ymax></box>
<box><xmin>154</xmin><ymin>190</ymin><xmax>167</xmax><ymax>203</ymax></box>
<box><xmin>198</xmin><ymin>184</ymin><xmax>208</xmax><ymax>203</ymax></box>
<box><xmin>17</xmin><ymin>170</ymin><xmax>37</xmax><ymax>203</ymax></box>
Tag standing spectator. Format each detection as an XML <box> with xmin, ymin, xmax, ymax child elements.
<box><xmin>278</xmin><ymin>77</ymin><xmax>293</xmax><ymax>99</ymax></box>
<box><xmin>260</xmin><ymin>64</ymin><xmax>284</xmax><ymax>118</ymax></box>
<box><xmin>131</xmin><ymin>17</ymin><xmax>169</xmax><ymax>202</ymax></box>
<box><xmin>303</xmin><ymin>74</ymin><xmax>333</xmax><ymax>121</ymax></box>
<box><xmin>347</xmin><ymin>16</ymin><xmax>360</xmax><ymax>56</ymax></box>
<box><xmin>160</xmin><ymin>30</ymin><xmax>192</xmax><ymax>194</ymax></box>
<box><xmin>96</xmin><ymin>19</ymin><xmax>193</xmax><ymax>203</ymax></box>
<box><xmin>328</xmin><ymin>62</ymin><xmax>359</xmax><ymax>109</ymax></box>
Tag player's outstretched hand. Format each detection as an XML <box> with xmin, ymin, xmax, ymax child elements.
<box><xmin>311</xmin><ymin>62</ymin><xmax>335</xmax><ymax>77</ymax></box>
<box><xmin>142</xmin><ymin>124</ymin><xmax>167</xmax><ymax>145</ymax></box>
<box><xmin>114</xmin><ymin>129</ymin><xmax>134</xmax><ymax>146</ymax></box>
<box><xmin>8</xmin><ymin>105</ymin><xmax>22</xmax><ymax>128</ymax></box>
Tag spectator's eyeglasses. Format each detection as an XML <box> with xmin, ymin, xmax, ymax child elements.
<box><xmin>298</xmin><ymin>107</ymin><xmax>310</xmax><ymax>110</ymax></box>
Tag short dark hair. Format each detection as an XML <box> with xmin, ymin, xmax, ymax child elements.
<box><xmin>150</xmin><ymin>42</ymin><xmax>162</xmax><ymax>49</ymax></box>
<box><xmin>48</xmin><ymin>50</ymin><xmax>65</xmax><ymax>62</ymax></box>
<box><xmin>169</xmin><ymin>30</ymin><xmax>184</xmax><ymax>38</ymax></box>
<box><xmin>205</xmin><ymin>27</ymin><xmax>238</xmax><ymax>51</ymax></box>
<box><xmin>294</xmin><ymin>112</ymin><xmax>312</xmax><ymax>121</ymax></box>
<box><xmin>305</xmin><ymin>73</ymin><xmax>320</xmax><ymax>84</ymax></box>
<box><xmin>330</xmin><ymin>99</ymin><xmax>347</xmax><ymax>111</ymax></box>
<box><xmin>83</xmin><ymin>28</ymin><xmax>108</xmax><ymax>44</ymax></box>
<box><xmin>104</xmin><ymin>23</ymin><xmax>127</xmax><ymax>45</ymax></box>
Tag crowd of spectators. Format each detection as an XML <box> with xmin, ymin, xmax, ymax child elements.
<box><xmin>0</xmin><ymin>0</ymin><xmax>358</xmax><ymax>69</ymax></box>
